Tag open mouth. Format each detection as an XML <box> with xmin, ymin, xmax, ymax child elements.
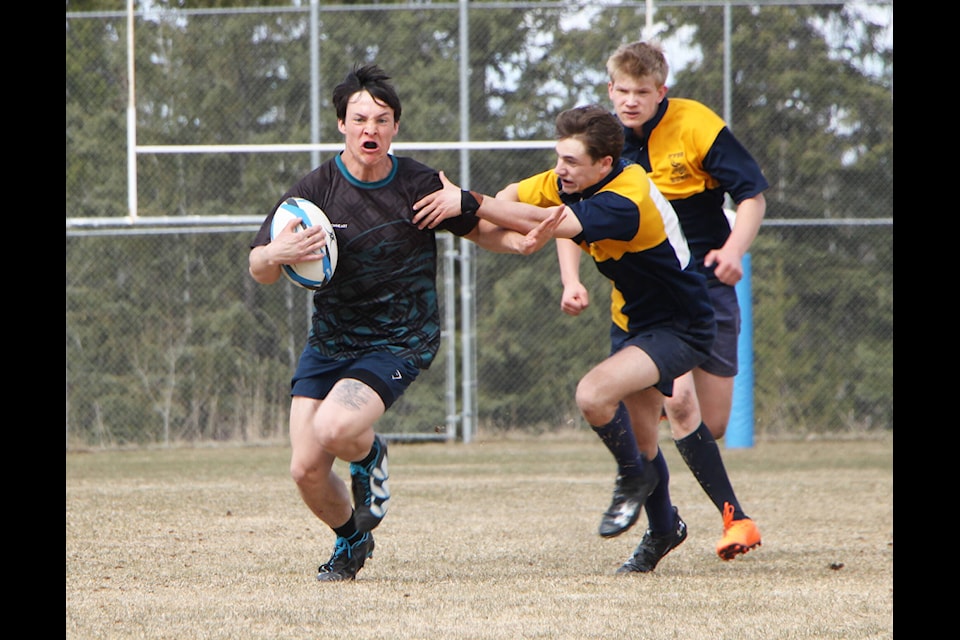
<box><xmin>362</xmin><ymin>141</ymin><xmax>378</xmax><ymax>150</ymax></box>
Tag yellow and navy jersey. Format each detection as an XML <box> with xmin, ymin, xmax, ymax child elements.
<box><xmin>252</xmin><ymin>154</ymin><xmax>480</xmax><ymax>369</ymax></box>
<box><xmin>622</xmin><ymin>97</ymin><xmax>768</xmax><ymax>281</ymax></box>
<box><xmin>517</xmin><ymin>160</ymin><xmax>713</xmax><ymax>334</ymax></box>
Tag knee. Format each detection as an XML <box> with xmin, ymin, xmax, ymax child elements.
<box><xmin>288</xmin><ymin>423</ymin><xmax>346</xmax><ymax>489</ymax></box>
<box><xmin>289</xmin><ymin>460</ymin><xmax>314</xmax><ymax>488</ymax></box>
<box><xmin>664</xmin><ymin>386</ymin><xmax>698</xmax><ymax>425</ymax></box>
<box><xmin>575</xmin><ymin>380</ymin><xmax>614</xmax><ymax>426</ymax></box>
<box><xmin>308</xmin><ymin>410</ymin><xmax>361</xmax><ymax>456</ymax></box>
<box><xmin>709</xmin><ymin>422</ymin><xmax>728</xmax><ymax>439</ymax></box>
<box><xmin>701</xmin><ymin>406</ymin><xmax>731</xmax><ymax>439</ymax></box>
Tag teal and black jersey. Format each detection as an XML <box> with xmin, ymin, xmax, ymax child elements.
<box><xmin>622</xmin><ymin>97</ymin><xmax>769</xmax><ymax>282</ymax></box>
<box><xmin>252</xmin><ymin>153</ymin><xmax>479</xmax><ymax>369</ymax></box>
<box><xmin>517</xmin><ymin>160</ymin><xmax>714</xmax><ymax>335</ymax></box>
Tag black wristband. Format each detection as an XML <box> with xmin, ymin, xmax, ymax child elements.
<box><xmin>461</xmin><ymin>189</ymin><xmax>483</xmax><ymax>216</ymax></box>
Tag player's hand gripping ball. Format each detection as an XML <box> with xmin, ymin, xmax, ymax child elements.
<box><xmin>269</xmin><ymin>197</ymin><xmax>338</xmax><ymax>290</ymax></box>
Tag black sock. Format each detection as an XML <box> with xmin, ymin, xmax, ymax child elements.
<box><xmin>591</xmin><ymin>402</ymin><xmax>645</xmax><ymax>476</ymax></box>
<box><xmin>333</xmin><ymin>513</ymin><xmax>359</xmax><ymax>540</ymax></box>
<box><xmin>675</xmin><ymin>422</ymin><xmax>747</xmax><ymax>520</ymax></box>
<box><xmin>644</xmin><ymin>448</ymin><xmax>677</xmax><ymax>533</ymax></box>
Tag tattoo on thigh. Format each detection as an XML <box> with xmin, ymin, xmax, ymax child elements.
<box><xmin>332</xmin><ymin>379</ymin><xmax>370</xmax><ymax>410</ymax></box>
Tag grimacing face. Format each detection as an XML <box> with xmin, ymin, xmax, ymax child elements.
<box><xmin>337</xmin><ymin>90</ymin><xmax>399</xmax><ymax>176</ymax></box>
<box><xmin>553</xmin><ymin>137</ymin><xmax>611</xmax><ymax>195</ymax></box>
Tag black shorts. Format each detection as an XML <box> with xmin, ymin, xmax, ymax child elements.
<box><xmin>610</xmin><ymin>319</ymin><xmax>716</xmax><ymax>398</ymax></box>
<box><xmin>291</xmin><ymin>346</ymin><xmax>421</xmax><ymax>410</ymax></box>
<box><xmin>700</xmin><ymin>284</ymin><xmax>741</xmax><ymax>378</ymax></box>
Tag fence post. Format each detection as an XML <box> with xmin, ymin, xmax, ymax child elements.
<box><xmin>727</xmin><ymin>252</ymin><xmax>754</xmax><ymax>448</ymax></box>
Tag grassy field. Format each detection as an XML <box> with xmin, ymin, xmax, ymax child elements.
<box><xmin>66</xmin><ymin>431</ymin><xmax>893</xmax><ymax>639</ymax></box>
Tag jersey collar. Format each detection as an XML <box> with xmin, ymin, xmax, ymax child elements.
<box><xmin>623</xmin><ymin>97</ymin><xmax>669</xmax><ymax>149</ymax></box>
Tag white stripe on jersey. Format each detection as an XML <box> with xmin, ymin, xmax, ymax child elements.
<box><xmin>647</xmin><ymin>177</ymin><xmax>692</xmax><ymax>268</ymax></box>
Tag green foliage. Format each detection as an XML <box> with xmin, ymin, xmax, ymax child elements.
<box><xmin>475</xmin><ymin>250</ymin><xmax>609</xmax><ymax>430</ymax></box>
<box><xmin>750</xmin><ymin>226</ymin><xmax>892</xmax><ymax>435</ymax></box>
<box><xmin>67</xmin><ymin>233</ymin><xmax>299</xmax><ymax>445</ymax></box>
<box><xmin>66</xmin><ymin>3</ymin><xmax>893</xmax><ymax>445</ymax></box>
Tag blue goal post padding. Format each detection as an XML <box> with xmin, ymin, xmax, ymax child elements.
<box><xmin>728</xmin><ymin>252</ymin><xmax>754</xmax><ymax>448</ymax></box>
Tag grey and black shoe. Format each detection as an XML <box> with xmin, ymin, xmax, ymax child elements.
<box><xmin>616</xmin><ymin>509</ymin><xmax>687</xmax><ymax>574</ymax></box>
<box><xmin>598</xmin><ymin>463</ymin><xmax>659</xmax><ymax>538</ymax></box>
<box><xmin>316</xmin><ymin>532</ymin><xmax>375</xmax><ymax>582</ymax></box>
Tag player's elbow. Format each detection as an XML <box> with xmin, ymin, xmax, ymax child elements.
<box><xmin>249</xmin><ymin>259</ymin><xmax>282</xmax><ymax>285</ymax></box>
<box><xmin>249</xmin><ymin>267</ymin><xmax>279</xmax><ymax>285</ymax></box>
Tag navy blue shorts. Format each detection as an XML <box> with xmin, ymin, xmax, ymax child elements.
<box><xmin>610</xmin><ymin>319</ymin><xmax>716</xmax><ymax>398</ymax></box>
<box><xmin>700</xmin><ymin>284</ymin><xmax>741</xmax><ymax>378</ymax></box>
<box><xmin>291</xmin><ymin>346</ymin><xmax>421</xmax><ymax>410</ymax></box>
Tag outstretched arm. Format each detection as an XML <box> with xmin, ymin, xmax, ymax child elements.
<box><xmin>414</xmin><ymin>171</ymin><xmax>582</xmax><ymax>238</ymax></box>
<box><xmin>465</xmin><ymin>206</ymin><xmax>567</xmax><ymax>255</ymax></box>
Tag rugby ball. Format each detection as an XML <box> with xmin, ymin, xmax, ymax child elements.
<box><xmin>269</xmin><ymin>197</ymin><xmax>338</xmax><ymax>290</ymax></box>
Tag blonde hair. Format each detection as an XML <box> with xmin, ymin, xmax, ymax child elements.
<box><xmin>606</xmin><ymin>41</ymin><xmax>668</xmax><ymax>87</ymax></box>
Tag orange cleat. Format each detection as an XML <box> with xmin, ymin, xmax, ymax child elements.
<box><xmin>716</xmin><ymin>502</ymin><xmax>762</xmax><ymax>560</ymax></box>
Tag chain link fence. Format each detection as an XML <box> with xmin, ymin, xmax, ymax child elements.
<box><xmin>65</xmin><ymin>1</ymin><xmax>893</xmax><ymax>447</ymax></box>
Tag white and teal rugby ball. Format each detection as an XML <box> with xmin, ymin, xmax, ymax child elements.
<box><xmin>269</xmin><ymin>197</ymin><xmax>338</xmax><ymax>290</ymax></box>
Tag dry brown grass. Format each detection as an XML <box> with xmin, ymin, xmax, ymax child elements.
<box><xmin>66</xmin><ymin>431</ymin><xmax>893</xmax><ymax>639</ymax></box>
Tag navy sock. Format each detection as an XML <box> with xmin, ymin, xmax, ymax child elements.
<box><xmin>644</xmin><ymin>448</ymin><xmax>677</xmax><ymax>533</ymax></box>
<box><xmin>591</xmin><ymin>402</ymin><xmax>645</xmax><ymax>476</ymax></box>
<box><xmin>675</xmin><ymin>422</ymin><xmax>747</xmax><ymax>520</ymax></box>
<box><xmin>333</xmin><ymin>513</ymin><xmax>359</xmax><ymax>540</ymax></box>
